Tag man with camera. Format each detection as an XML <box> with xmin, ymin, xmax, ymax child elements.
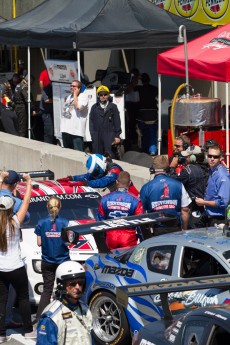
<box><xmin>169</xmin><ymin>135</ymin><xmax>191</xmax><ymax>174</ymax></box>
<box><xmin>168</xmin><ymin>146</ymin><xmax>209</xmax><ymax>226</ymax></box>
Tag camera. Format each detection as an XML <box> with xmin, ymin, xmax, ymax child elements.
<box><xmin>173</xmin><ymin>152</ymin><xmax>186</xmax><ymax>165</ymax></box>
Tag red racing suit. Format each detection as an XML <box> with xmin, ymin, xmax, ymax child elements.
<box><xmin>97</xmin><ymin>187</ymin><xmax>143</xmax><ymax>250</ymax></box>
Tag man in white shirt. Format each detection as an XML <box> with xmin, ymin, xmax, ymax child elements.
<box><xmin>60</xmin><ymin>80</ymin><xmax>88</xmax><ymax>151</ymax></box>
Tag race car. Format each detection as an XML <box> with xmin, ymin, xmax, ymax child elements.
<box><xmin>117</xmin><ymin>275</ymin><xmax>230</xmax><ymax>345</ymax></box>
<box><xmin>66</xmin><ymin>224</ymin><xmax>230</xmax><ymax>345</ymax></box>
<box><xmin>17</xmin><ymin>170</ymin><xmax>101</xmax><ymax>304</ymax></box>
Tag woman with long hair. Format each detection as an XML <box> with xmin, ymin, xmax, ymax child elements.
<box><xmin>0</xmin><ymin>171</ymin><xmax>36</xmax><ymax>342</ymax></box>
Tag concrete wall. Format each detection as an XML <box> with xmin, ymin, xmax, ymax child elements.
<box><xmin>0</xmin><ymin>132</ymin><xmax>149</xmax><ymax>191</ymax></box>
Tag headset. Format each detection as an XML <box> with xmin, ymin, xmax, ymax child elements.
<box><xmin>176</xmin><ymin>135</ymin><xmax>190</xmax><ymax>151</ymax></box>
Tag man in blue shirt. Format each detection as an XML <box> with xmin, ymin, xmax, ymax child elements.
<box><xmin>196</xmin><ymin>145</ymin><xmax>230</xmax><ymax>226</ymax></box>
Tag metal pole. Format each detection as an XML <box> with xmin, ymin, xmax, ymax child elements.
<box><xmin>178</xmin><ymin>25</ymin><xmax>189</xmax><ymax>98</ymax></box>
<box><xmin>27</xmin><ymin>46</ymin><xmax>31</xmax><ymax>139</ymax></box>
<box><xmin>158</xmin><ymin>74</ymin><xmax>162</xmax><ymax>154</ymax></box>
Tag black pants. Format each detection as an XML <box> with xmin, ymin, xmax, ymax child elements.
<box><xmin>36</xmin><ymin>261</ymin><xmax>59</xmax><ymax>320</ymax></box>
<box><xmin>0</xmin><ymin>266</ymin><xmax>33</xmax><ymax>336</ymax></box>
<box><xmin>62</xmin><ymin>132</ymin><xmax>84</xmax><ymax>151</ymax></box>
<box><xmin>41</xmin><ymin>112</ymin><xmax>54</xmax><ymax>144</ymax></box>
<box><xmin>0</xmin><ymin>108</ymin><xmax>19</xmax><ymax>136</ymax></box>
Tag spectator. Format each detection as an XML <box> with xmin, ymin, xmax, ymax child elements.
<box><xmin>9</xmin><ymin>73</ymin><xmax>21</xmax><ymax>98</ymax></box>
<box><xmin>36</xmin><ymin>261</ymin><xmax>93</xmax><ymax>345</ymax></box>
<box><xmin>39</xmin><ymin>83</ymin><xmax>54</xmax><ymax>144</ymax></box>
<box><xmin>124</xmin><ymin>68</ymin><xmax>141</xmax><ymax>149</ymax></box>
<box><xmin>97</xmin><ymin>171</ymin><xmax>143</xmax><ymax>250</ymax></box>
<box><xmin>0</xmin><ymin>79</ymin><xmax>19</xmax><ymax>136</ymax></box>
<box><xmin>14</xmin><ymin>75</ymin><xmax>36</xmax><ymax>137</ymax></box>
<box><xmin>140</xmin><ymin>155</ymin><xmax>191</xmax><ymax>230</ymax></box>
<box><xmin>89</xmin><ymin>85</ymin><xmax>121</xmax><ymax>158</ymax></box>
<box><xmin>195</xmin><ymin>145</ymin><xmax>230</xmax><ymax>226</ymax></box>
<box><xmin>39</xmin><ymin>69</ymin><xmax>51</xmax><ymax>93</ymax></box>
<box><xmin>0</xmin><ymin>172</ymin><xmax>36</xmax><ymax>342</ymax></box>
<box><xmin>60</xmin><ymin>80</ymin><xmax>88</xmax><ymax>151</ymax></box>
<box><xmin>136</xmin><ymin>73</ymin><xmax>162</xmax><ymax>155</ymax></box>
<box><xmin>34</xmin><ymin>196</ymin><xmax>70</xmax><ymax>321</ymax></box>
<box><xmin>57</xmin><ymin>153</ymin><xmax>139</xmax><ymax>195</ymax></box>
<box><xmin>0</xmin><ymin>169</ymin><xmax>30</xmax><ymax>223</ymax></box>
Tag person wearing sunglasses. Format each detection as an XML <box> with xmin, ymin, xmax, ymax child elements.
<box><xmin>60</xmin><ymin>80</ymin><xmax>88</xmax><ymax>151</ymax></box>
<box><xmin>195</xmin><ymin>145</ymin><xmax>230</xmax><ymax>227</ymax></box>
<box><xmin>89</xmin><ymin>85</ymin><xmax>121</xmax><ymax>158</ymax></box>
<box><xmin>37</xmin><ymin>261</ymin><xmax>93</xmax><ymax>345</ymax></box>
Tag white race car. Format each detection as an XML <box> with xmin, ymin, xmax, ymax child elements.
<box><xmin>17</xmin><ymin>170</ymin><xmax>101</xmax><ymax>304</ymax></box>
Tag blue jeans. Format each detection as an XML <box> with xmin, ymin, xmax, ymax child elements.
<box><xmin>137</xmin><ymin>121</ymin><xmax>157</xmax><ymax>154</ymax></box>
<box><xmin>62</xmin><ymin>132</ymin><xmax>84</xmax><ymax>151</ymax></box>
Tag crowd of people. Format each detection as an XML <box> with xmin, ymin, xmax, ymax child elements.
<box><xmin>0</xmin><ymin>133</ymin><xmax>229</xmax><ymax>342</ymax></box>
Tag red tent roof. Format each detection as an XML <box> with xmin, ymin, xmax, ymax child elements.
<box><xmin>157</xmin><ymin>23</ymin><xmax>230</xmax><ymax>82</ymax></box>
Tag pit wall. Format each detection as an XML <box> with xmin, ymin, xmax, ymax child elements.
<box><xmin>0</xmin><ymin>132</ymin><xmax>149</xmax><ymax>191</ymax></box>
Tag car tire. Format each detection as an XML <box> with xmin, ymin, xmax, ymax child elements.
<box><xmin>89</xmin><ymin>291</ymin><xmax>131</xmax><ymax>345</ymax></box>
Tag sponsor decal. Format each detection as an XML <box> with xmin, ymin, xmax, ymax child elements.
<box><xmin>93</xmin><ymin>282</ymin><xmax>116</xmax><ymax>290</ymax></box>
<box><xmin>204</xmin><ymin>310</ymin><xmax>227</xmax><ymax>320</ymax></box>
<box><xmin>151</xmin><ymin>0</ymin><xmax>171</xmax><ymax>10</ymax></box>
<box><xmin>151</xmin><ymin>200</ymin><xmax>177</xmax><ymax>210</ymax></box>
<box><xmin>101</xmin><ymin>265</ymin><xmax>134</xmax><ymax>278</ymax></box>
<box><xmin>175</xmin><ymin>0</ymin><xmax>199</xmax><ymax>17</ymax></box>
<box><xmin>91</xmin><ymin>217</ymin><xmax>153</xmax><ymax>231</ymax></box>
<box><xmin>62</xmin><ymin>312</ymin><xmax>73</xmax><ymax>320</ymax></box>
<box><xmin>68</xmin><ymin>236</ymin><xmax>93</xmax><ymax>250</ymax></box>
<box><xmin>153</xmin><ymin>290</ymin><xmax>219</xmax><ymax>308</ymax></box>
<box><xmin>133</xmin><ymin>247</ymin><xmax>146</xmax><ymax>264</ymax></box>
<box><xmin>30</xmin><ymin>193</ymin><xmax>82</xmax><ymax>202</ymax></box>
<box><xmin>67</xmin><ymin>230</ymin><xmax>75</xmax><ymax>244</ymax></box>
<box><xmin>203</xmin><ymin>31</ymin><xmax>230</xmax><ymax>50</ymax></box>
<box><xmin>85</xmin><ymin>194</ymin><xmax>99</xmax><ymax>198</ymax></box>
<box><xmin>202</xmin><ymin>0</ymin><xmax>228</xmax><ymax>19</ymax></box>
<box><xmin>45</xmin><ymin>232</ymin><xmax>61</xmax><ymax>238</ymax></box>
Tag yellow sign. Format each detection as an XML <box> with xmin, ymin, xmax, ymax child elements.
<box><xmin>150</xmin><ymin>0</ymin><xmax>230</xmax><ymax>26</ymax></box>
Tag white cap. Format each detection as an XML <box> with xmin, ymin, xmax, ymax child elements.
<box><xmin>181</xmin><ymin>145</ymin><xmax>202</xmax><ymax>157</ymax></box>
<box><xmin>0</xmin><ymin>195</ymin><xmax>14</xmax><ymax>210</ymax></box>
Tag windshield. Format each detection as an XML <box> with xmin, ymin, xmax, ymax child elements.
<box><xmin>22</xmin><ymin>193</ymin><xmax>101</xmax><ymax>228</ymax></box>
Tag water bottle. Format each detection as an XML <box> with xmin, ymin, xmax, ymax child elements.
<box><xmin>227</xmin><ymin>203</ymin><xmax>230</xmax><ymax>221</ymax></box>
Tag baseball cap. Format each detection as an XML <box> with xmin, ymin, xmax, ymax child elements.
<box><xmin>152</xmin><ymin>155</ymin><xmax>169</xmax><ymax>170</ymax></box>
<box><xmin>0</xmin><ymin>195</ymin><xmax>14</xmax><ymax>210</ymax></box>
<box><xmin>3</xmin><ymin>170</ymin><xmax>20</xmax><ymax>185</ymax></box>
<box><xmin>181</xmin><ymin>145</ymin><xmax>202</xmax><ymax>157</ymax></box>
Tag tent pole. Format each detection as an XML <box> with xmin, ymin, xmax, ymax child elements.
<box><xmin>77</xmin><ymin>51</ymin><xmax>81</xmax><ymax>81</ymax></box>
<box><xmin>158</xmin><ymin>74</ymin><xmax>162</xmax><ymax>154</ymax></box>
<box><xmin>121</xmin><ymin>49</ymin><xmax>129</xmax><ymax>73</ymax></box>
<box><xmin>226</xmin><ymin>83</ymin><xmax>229</xmax><ymax>169</ymax></box>
<box><xmin>27</xmin><ymin>46</ymin><xmax>31</xmax><ymax>139</ymax></box>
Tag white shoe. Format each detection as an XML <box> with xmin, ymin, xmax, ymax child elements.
<box><xmin>0</xmin><ymin>336</ymin><xmax>11</xmax><ymax>343</ymax></box>
<box><xmin>24</xmin><ymin>330</ymin><xmax>37</xmax><ymax>339</ymax></box>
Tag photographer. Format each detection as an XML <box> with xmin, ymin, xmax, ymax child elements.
<box><xmin>168</xmin><ymin>145</ymin><xmax>209</xmax><ymax>225</ymax></box>
<box><xmin>169</xmin><ymin>135</ymin><xmax>191</xmax><ymax>174</ymax></box>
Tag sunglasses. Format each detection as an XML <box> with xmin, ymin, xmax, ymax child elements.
<box><xmin>70</xmin><ymin>85</ymin><xmax>80</xmax><ymax>88</ymax></box>
<box><xmin>207</xmin><ymin>154</ymin><xmax>220</xmax><ymax>159</ymax></box>
<box><xmin>68</xmin><ymin>280</ymin><xmax>84</xmax><ymax>287</ymax></box>
<box><xmin>174</xmin><ymin>144</ymin><xmax>182</xmax><ymax>148</ymax></box>
<box><xmin>98</xmin><ymin>93</ymin><xmax>108</xmax><ymax>97</ymax></box>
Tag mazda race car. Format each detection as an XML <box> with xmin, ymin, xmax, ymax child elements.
<box><xmin>65</xmin><ymin>224</ymin><xmax>230</xmax><ymax>345</ymax></box>
<box><xmin>117</xmin><ymin>275</ymin><xmax>230</xmax><ymax>345</ymax></box>
<box><xmin>17</xmin><ymin>170</ymin><xmax>101</xmax><ymax>304</ymax></box>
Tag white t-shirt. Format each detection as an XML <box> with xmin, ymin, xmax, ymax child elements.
<box><xmin>60</xmin><ymin>92</ymin><xmax>88</xmax><ymax>137</ymax></box>
<box><xmin>181</xmin><ymin>185</ymin><xmax>192</xmax><ymax>208</ymax></box>
<box><xmin>0</xmin><ymin>215</ymin><xmax>24</xmax><ymax>272</ymax></box>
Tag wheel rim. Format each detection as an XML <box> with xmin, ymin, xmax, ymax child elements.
<box><xmin>91</xmin><ymin>295</ymin><xmax>122</xmax><ymax>342</ymax></box>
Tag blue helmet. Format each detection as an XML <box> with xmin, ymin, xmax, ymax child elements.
<box><xmin>86</xmin><ymin>154</ymin><xmax>107</xmax><ymax>177</ymax></box>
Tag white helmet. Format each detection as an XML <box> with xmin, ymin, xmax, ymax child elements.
<box><xmin>56</xmin><ymin>261</ymin><xmax>85</xmax><ymax>282</ymax></box>
<box><xmin>55</xmin><ymin>261</ymin><xmax>86</xmax><ymax>294</ymax></box>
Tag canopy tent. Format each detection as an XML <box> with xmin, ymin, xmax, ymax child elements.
<box><xmin>157</xmin><ymin>23</ymin><xmax>230</xmax><ymax>166</ymax></box>
<box><xmin>0</xmin><ymin>0</ymin><xmax>212</xmax><ymax>50</ymax></box>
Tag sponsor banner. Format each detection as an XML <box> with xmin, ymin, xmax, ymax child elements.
<box><xmin>150</xmin><ymin>0</ymin><xmax>230</xmax><ymax>25</ymax></box>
